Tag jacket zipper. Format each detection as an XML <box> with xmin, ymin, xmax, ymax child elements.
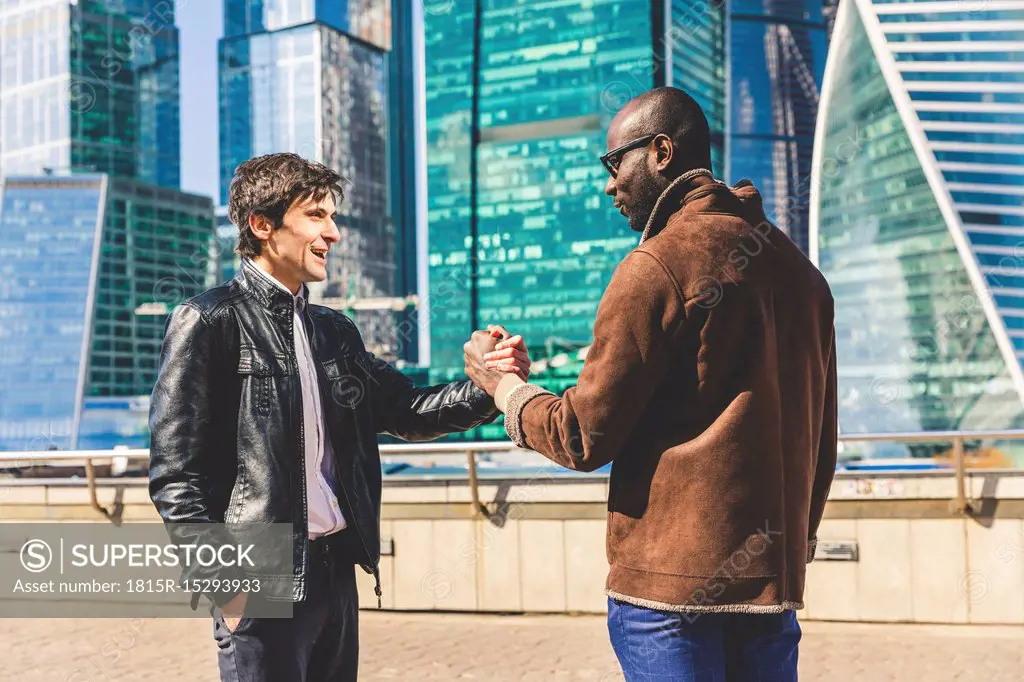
<box><xmin>306</xmin><ymin>313</ymin><xmax>382</xmax><ymax>608</ymax></box>
<box><xmin>285</xmin><ymin>309</ymin><xmax>310</xmax><ymax>602</ymax></box>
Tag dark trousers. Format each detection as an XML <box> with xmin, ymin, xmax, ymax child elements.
<box><xmin>213</xmin><ymin>535</ymin><xmax>360</xmax><ymax>682</ymax></box>
<box><xmin>608</xmin><ymin>598</ymin><xmax>801</xmax><ymax>682</ymax></box>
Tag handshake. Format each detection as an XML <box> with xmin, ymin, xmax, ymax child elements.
<box><xmin>463</xmin><ymin>324</ymin><xmax>532</xmax><ymax>397</ymax></box>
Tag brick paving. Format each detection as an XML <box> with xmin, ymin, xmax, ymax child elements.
<box><xmin>0</xmin><ymin>612</ymin><xmax>1020</xmax><ymax>681</ymax></box>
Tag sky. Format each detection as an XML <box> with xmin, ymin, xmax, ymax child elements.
<box><xmin>177</xmin><ymin>0</ymin><xmax>224</xmax><ymax>203</ymax></box>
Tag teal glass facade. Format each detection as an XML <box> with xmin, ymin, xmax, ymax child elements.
<box><xmin>214</xmin><ymin>207</ymin><xmax>240</xmax><ymax>285</ymax></box>
<box><xmin>0</xmin><ymin>0</ymin><xmax>181</xmax><ymax>187</ymax></box>
<box><xmin>89</xmin><ymin>178</ymin><xmax>216</xmax><ymax>399</ymax></box>
<box><xmin>0</xmin><ymin>177</ymin><xmax>105</xmax><ymax>450</ymax></box>
<box><xmin>812</xmin><ymin>0</ymin><xmax>1024</xmax><ymax>461</ymax></box>
<box><xmin>424</xmin><ymin>0</ymin><xmax>654</xmax><ymax>378</ymax></box>
<box><xmin>0</xmin><ymin>176</ymin><xmax>213</xmax><ymax>450</ymax></box>
<box><xmin>668</xmin><ymin>0</ymin><xmax>727</xmax><ymax>175</ymax></box>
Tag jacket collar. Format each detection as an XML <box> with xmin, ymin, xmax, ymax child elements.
<box><xmin>639</xmin><ymin>171</ymin><xmax>731</xmax><ymax>244</ymax></box>
<box><xmin>237</xmin><ymin>259</ymin><xmax>304</xmax><ymax>318</ymax></box>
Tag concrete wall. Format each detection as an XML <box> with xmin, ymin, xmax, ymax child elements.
<box><xmin>805</xmin><ymin>517</ymin><xmax>1024</xmax><ymax>624</ymax></box>
<box><xmin>2</xmin><ymin>471</ymin><xmax>1023</xmax><ymax>624</ymax></box>
<box><xmin>356</xmin><ymin>517</ymin><xmax>610</xmax><ymax>614</ymax></box>
<box><xmin>353</xmin><ymin>514</ymin><xmax>1024</xmax><ymax>625</ymax></box>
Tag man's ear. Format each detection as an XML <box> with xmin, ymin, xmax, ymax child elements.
<box><xmin>653</xmin><ymin>134</ymin><xmax>674</xmax><ymax>173</ymax></box>
<box><xmin>248</xmin><ymin>214</ymin><xmax>273</xmax><ymax>244</ymax></box>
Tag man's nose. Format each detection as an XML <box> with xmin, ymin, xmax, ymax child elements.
<box><xmin>324</xmin><ymin>219</ymin><xmax>341</xmax><ymax>243</ymax></box>
<box><xmin>604</xmin><ymin>176</ymin><xmax>616</xmax><ymax>197</ymax></box>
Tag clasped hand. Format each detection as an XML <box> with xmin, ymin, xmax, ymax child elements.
<box><xmin>463</xmin><ymin>324</ymin><xmax>531</xmax><ymax>396</ymax></box>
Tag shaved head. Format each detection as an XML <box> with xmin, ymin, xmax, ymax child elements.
<box><xmin>609</xmin><ymin>87</ymin><xmax>713</xmax><ymax>175</ymax></box>
<box><xmin>603</xmin><ymin>87</ymin><xmax>713</xmax><ymax>232</ymax></box>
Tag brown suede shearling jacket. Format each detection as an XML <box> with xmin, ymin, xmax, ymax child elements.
<box><xmin>502</xmin><ymin>175</ymin><xmax>838</xmax><ymax>613</ymax></box>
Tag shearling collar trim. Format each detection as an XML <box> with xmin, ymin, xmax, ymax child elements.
<box><xmin>639</xmin><ymin>169</ymin><xmax>720</xmax><ymax>245</ymax></box>
<box><xmin>607</xmin><ymin>589</ymin><xmax>804</xmax><ymax>614</ymax></box>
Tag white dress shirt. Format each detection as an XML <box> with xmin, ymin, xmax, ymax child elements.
<box><xmin>246</xmin><ymin>260</ymin><xmax>347</xmax><ymax>537</ymax></box>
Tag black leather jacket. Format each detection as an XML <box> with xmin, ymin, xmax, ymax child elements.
<box><xmin>149</xmin><ymin>260</ymin><xmax>498</xmax><ymax>606</ymax></box>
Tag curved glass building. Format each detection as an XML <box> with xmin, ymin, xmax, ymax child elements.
<box><xmin>810</xmin><ymin>0</ymin><xmax>1024</xmax><ymax>456</ymax></box>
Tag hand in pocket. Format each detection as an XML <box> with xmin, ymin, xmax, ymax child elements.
<box><xmin>222</xmin><ymin>591</ymin><xmax>249</xmax><ymax>633</ymax></box>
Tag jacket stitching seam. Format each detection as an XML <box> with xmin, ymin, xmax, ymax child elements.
<box><xmin>185</xmin><ymin>289</ymin><xmax>249</xmax><ymax>322</ymax></box>
<box><xmin>206</xmin><ymin>291</ymin><xmax>249</xmax><ymax>319</ymax></box>
<box><xmin>629</xmin><ymin>249</ymin><xmax>690</xmax><ymax>347</ymax></box>
<box><xmin>180</xmin><ymin>301</ymin><xmax>212</xmax><ymax>326</ymax></box>
<box><xmin>632</xmin><ymin>249</ymin><xmax>685</xmax><ymax>306</ymax></box>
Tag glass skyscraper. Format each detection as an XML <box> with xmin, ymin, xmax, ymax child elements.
<box><xmin>728</xmin><ymin>0</ymin><xmax>827</xmax><ymax>252</ymax></box>
<box><xmin>0</xmin><ymin>176</ymin><xmax>214</xmax><ymax>450</ymax></box>
<box><xmin>811</xmin><ymin>0</ymin><xmax>1024</xmax><ymax>461</ymax></box>
<box><xmin>0</xmin><ymin>0</ymin><xmax>181</xmax><ymax>187</ymax></box>
<box><xmin>0</xmin><ymin>0</ymin><xmax>213</xmax><ymax>450</ymax></box>
<box><xmin>421</xmin><ymin>1</ymin><xmax>828</xmax><ymax>388</ymax></box>
<box><xmin>424</xmin><ymin>1</ymin><xmax>655</xmax><ymax>378</ymax></box>
<box><xmin>388</xmin><ymin>0</ymin><xmax>423</xmax><ymax>363</ymax></box>
<box><xmin>214</xmin><ymin>205</ymin><xmax>241</xmax><ymax>285</ymax></box>
<box><xmin>218</xmin><ymin>0</ymin><xmax>398</xmax><ymax>357</ymax></box>
<box><xmin>669</xmin><ymin>0</ymin><xmax>727</xmax><ymax>177</ymax></box>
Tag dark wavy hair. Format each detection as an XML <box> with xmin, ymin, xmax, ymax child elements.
<box><xmin>228</xmin><ymin>153</ymin><xmax>345</xmax><ymax>259</ymax></box>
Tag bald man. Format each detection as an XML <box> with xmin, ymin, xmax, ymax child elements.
<box><xmin>464</xmin><ymin>87</ymin><xmax>838</xmax><ymax>681</ymax></box>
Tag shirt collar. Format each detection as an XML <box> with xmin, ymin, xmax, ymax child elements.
<box><xmin>244</xmin><ymin>259</ymin><xmax>307</xmax><ymax>303</ymax></box>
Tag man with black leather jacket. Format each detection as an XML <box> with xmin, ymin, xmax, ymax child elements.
<box><xmin>148</xmin><ymin>153</ymin><xmax>530</xmax><ymax>682</ymax></box>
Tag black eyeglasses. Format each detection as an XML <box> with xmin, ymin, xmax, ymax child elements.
<box><xmin>600</xmin><ymin>134</ymin><xmax>658</xmax><ymax>178</ymax></box>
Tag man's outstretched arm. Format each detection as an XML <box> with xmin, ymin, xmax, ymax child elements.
<box><xmin>467</xmin><ymin>251</ymin><xmax>686</xmax><ymax>472</ymax></box>
<box><xmin>364</xmin><ymin>333</ymin><xmax>528</xmax><ymax>441</ymax></box>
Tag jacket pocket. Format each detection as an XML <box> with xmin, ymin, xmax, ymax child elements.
<box><xmin>237</xmin><ymin>347</ymin><xmax>290</xmax><ymax>417</ymax></box>
<box><xmin>320</xmin><ymin>355</ymin><xmax>371</xmax><ymax>412</ymax></box>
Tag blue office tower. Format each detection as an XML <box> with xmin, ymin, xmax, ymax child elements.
<box><xmin>726</xmin><ymin>0</ymin><xmax>828</xmax><ymax>253</ymax></box>
<box><xmin>0</xmin><ymin>176</ymin><xmax>214</xmax><ymax>450</ymax></box>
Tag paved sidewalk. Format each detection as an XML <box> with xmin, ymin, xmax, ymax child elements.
<box><xmin>0</xmin><ymin>612</ymin><xmax>1020</xmax><ymax>681</ymax></box>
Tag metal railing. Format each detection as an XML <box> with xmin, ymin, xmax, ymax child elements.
<box><xmin>0</xmin><ymin>443</ymin><xmax>526</xmax><ymax>521</ymax></box>
<box><xmin>1</xmin><ymin>430</ymin><xmax>1022</xmax><ymax>521</ymax></box>
<box><xmin>836</xmin><ymin>429</ymin><xmax>1024</xmax><ymax>515</ymax></box>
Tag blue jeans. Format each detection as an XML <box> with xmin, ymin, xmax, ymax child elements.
<box><xmin>607</xmin><ymin>598</ymin><xmax>801</xmax><ymax>682</ymax></box>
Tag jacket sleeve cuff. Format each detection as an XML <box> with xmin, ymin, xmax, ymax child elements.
<box><xmin>466</xmin><ymin>381</ymin><xmax>501</xmax><ymax>424</ymax></box>
<box><xmin>807</xmin><ymin>537</ymin><xmax>817</xmax><ymax>563</ymax></box>
<box><xmin>503</xmin><ymin>383</ymin><xmax>553</xmax><ymax>448</ymax></box>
